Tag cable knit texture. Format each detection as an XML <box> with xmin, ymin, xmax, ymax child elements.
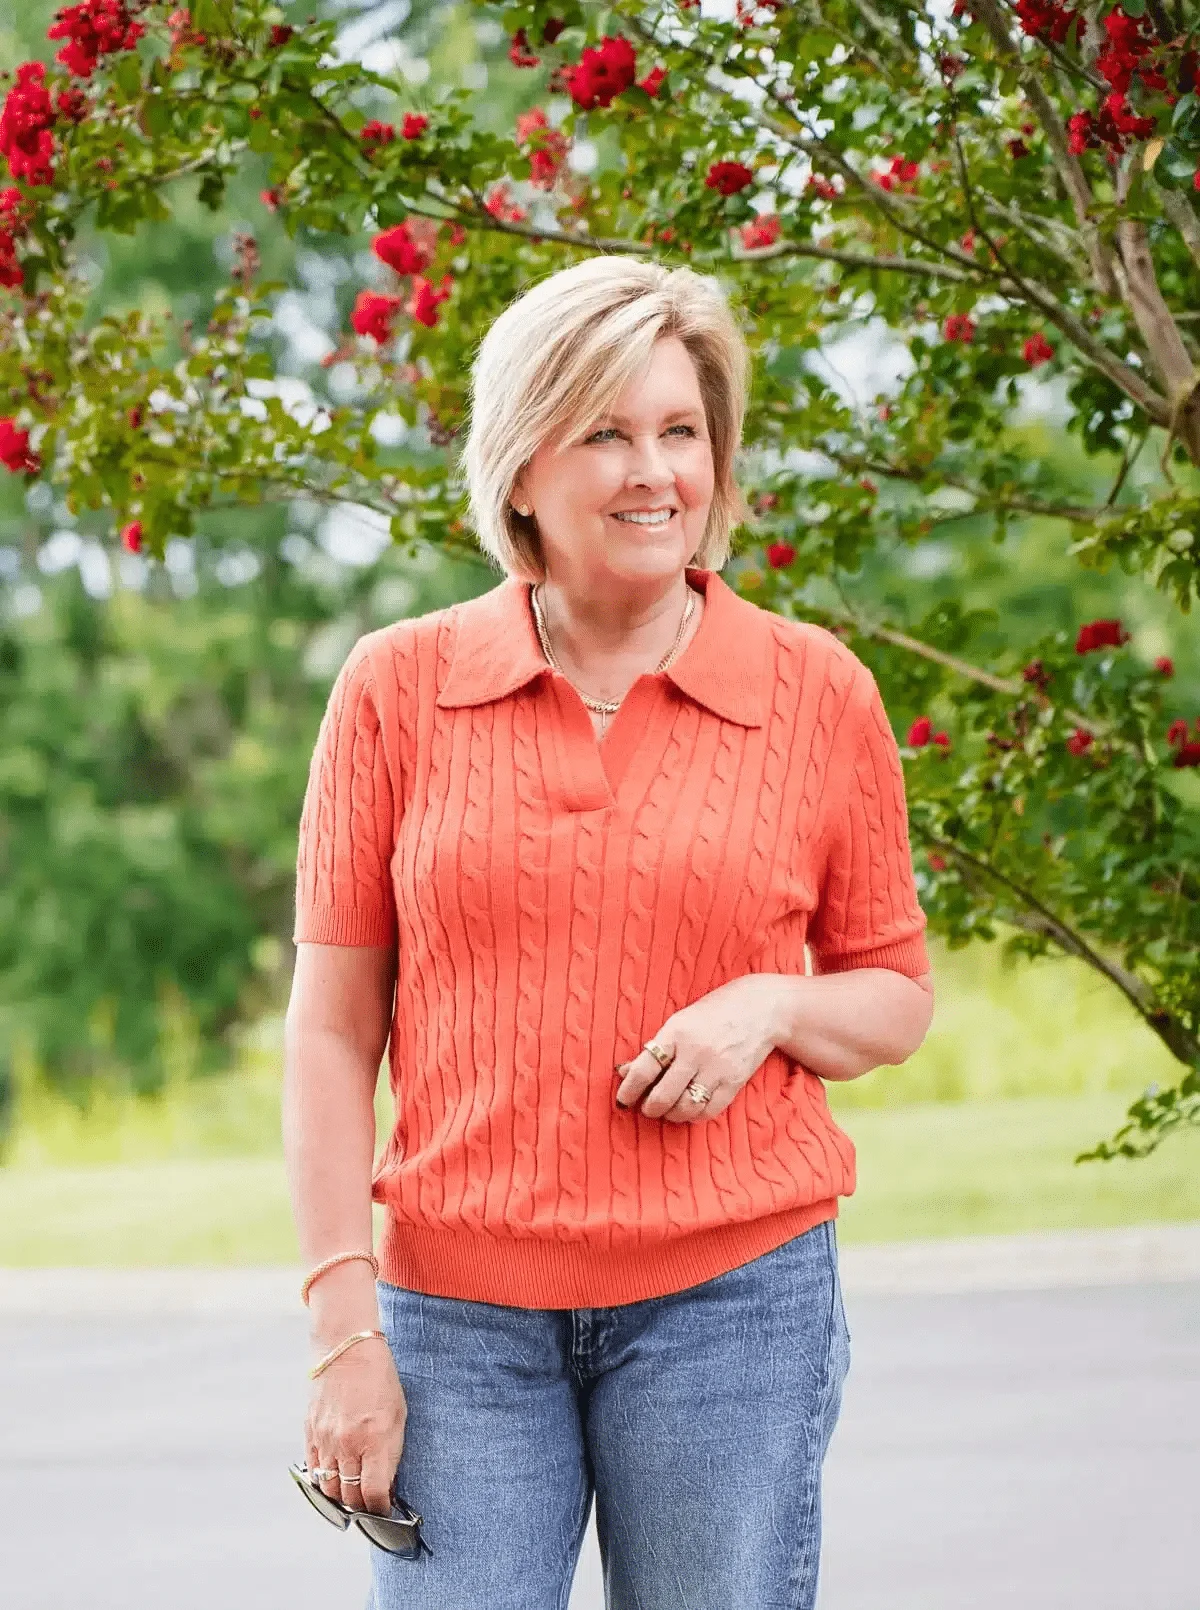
<box><xmin>294</xmin><ymin>568</ymin><xmax>929</xmax><ymax>1308</ymax></box>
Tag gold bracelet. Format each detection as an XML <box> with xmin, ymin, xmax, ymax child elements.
<box><xmin>300</xmin><ymin>1250</ymin><xmax>380</xmax><ymax>1307</ymax></box>
<box><xmin>309</xmin><ymin>1328</ymin><xmax>387</xmax><ymax>1379</ymax></box>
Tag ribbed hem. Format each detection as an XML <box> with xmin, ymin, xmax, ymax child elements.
<box><xmin>374</xmin><ymin>1200</ymin><xmax>838</xmax><ymax>1309</ymax></box>
<box><xmin>812</xmin><ymin>934</ymin><xmax>930</xmax><ymax>977</ymax></box>
<box><xmin>293</xmin><ymin>905</ymin><xmax>397</xmax><ymax>946</ymax></box>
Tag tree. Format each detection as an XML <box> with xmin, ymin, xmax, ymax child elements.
<box><xmin>1</xmin><ymin>0</ymin><xmax>1198</xmax><ymax>1156</ymax></box>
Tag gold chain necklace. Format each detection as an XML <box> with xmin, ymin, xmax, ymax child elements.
<box><xmin>531</xmin><ymin>583</ymin><xmax>696</xmax><ymax>727</ymax></box>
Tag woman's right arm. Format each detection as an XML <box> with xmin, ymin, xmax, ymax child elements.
<box><xmin>282</xmin><ymin>940</ymin><xmax>405</xmax><ymax>1519</ymax></box>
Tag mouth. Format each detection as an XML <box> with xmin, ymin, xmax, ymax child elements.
<box><xmin>609</xmin><ymin>508</ymin><xmax>677</xmax><ymax>527</ymax></box>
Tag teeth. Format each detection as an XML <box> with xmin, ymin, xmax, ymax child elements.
<box><xmin>613</xmin><ymin>510</ymin><xmax>673</xmax><ymax>524</ymax></box>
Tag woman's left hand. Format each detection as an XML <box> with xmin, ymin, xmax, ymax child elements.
<box><xmin>614</xmin><ymin>974</ymin><xmax>784</xmax><ymax>1123</ymax></box>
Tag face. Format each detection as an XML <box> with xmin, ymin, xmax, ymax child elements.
<box><xmin>512</xmin><ymin>335</ymin><xmax>716</xmax><ymax>591</ymax></box>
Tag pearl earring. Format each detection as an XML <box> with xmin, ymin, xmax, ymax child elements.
<box><xmin>516</xmin><ymin>504</ymin><xmax>531</xmax><ymax>517</ymax></box>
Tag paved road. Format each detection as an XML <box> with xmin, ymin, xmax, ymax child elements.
<box><xmin>3</xmin><ymin>1282</ymin><xmax>1197</xmax><ymax>1609</ymax></box>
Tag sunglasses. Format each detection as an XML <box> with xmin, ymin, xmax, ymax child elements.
<box><xmin>288</xmin><ymin>1462</ymin><xmax>433</xmax><ymax>1558</ymax></box>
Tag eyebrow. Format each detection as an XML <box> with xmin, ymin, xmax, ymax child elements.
<box><xmin>592</xmin><ymin>407</ymin><xmax>704</xmax><ymax>426</ymax></box>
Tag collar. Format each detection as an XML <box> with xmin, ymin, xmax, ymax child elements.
<box><xmin>435</xmin><ymin>567</ymin><xmax>769</xmax><ymax>727</ymax></box>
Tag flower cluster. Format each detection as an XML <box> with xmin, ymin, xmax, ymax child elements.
<box><xmin>872</xmin><ymin>155</ymin><xmax>920</xmax><ymax>194</ymax></box>
<box><xmin>765</xmin><ymin>540</ymin><xmax>794</xmax><ymax>568</ymax></box>
<box><xmin>0</xmin><ymin>61</ymin><xmax>59</xmax><ymax>187</ymax></box>
<box><xmin>350</xmin><ymin>290</ymin><xmax>404</xmax><ymax>344</ymax></box>
<box><xmin>807</xmin><ymin>173</ymin><xmax>841</xmax><ymax>202</ymax></box>
<box><xmin>0</xmin><ymin>417</ymin><xmax>41</xmax><ymax>474</ymax></box>
<box><xmin>705</xmin><ymin>160</ymin><xmax>753</xmax><ymax>197</ymax></box>
<box><xmin>46</xmin><ymin>0</ymin><xmax>144</xmax><ymax>80</ymax></box>
<box><xmin>1013</xmin><ymin>0</ymin><xmax>1078</xmax><ymax>45</ymax></box>
<box><xmin>562</xmin><ymin>36</ymin><xmax>636</xmax><ymax>110</ymax></box>
<box><xmin>372</xmin><ymin>219</ymin><xmax>437</xmax><ymax>276</ymax></box>
<box><xmin>908</xmin><ymin>717</ymin><xmax>950</xmax><ymax>750</ymax></box>
<box><xmin>359</xmin><ymin>120</ymin><xmax>394</xmax><ymax>149</ymax></box>
<box><xmin>408</xmin><ymin>274</ymin><xmax>452</xmax><ymax>329</ymax></box>
<box><xmin>0</xmin><ymin>186</ymin><xmax>32</xmax><ymax>288</ymax></box>
<box><xmin>1021</xmin><ymin>4</ymin><xmax>1175</xmax><ymax>162</ymax></box>
<box><xmin>516</xmin><ymin>107</ymin><xmax>569</xmax><ymax>191</ymax></box>
<box><xmin>484</xmin><ymin>181</ymin><xmax>527</xmax><ymax>224</ymax></box>
<box><xmin>1065</xmin><ymin>727</ymin><xmax>1093</xmax><ymax>756</ymax></box>
<box><xmin>120</xmin><ymin>519</ymin><xmax>142</xmax><ymax>553</ymax></box>
<box><xmin>1167</xmin><ymin>718</ymin><xmax>1200</xmax><ymax>768</ymax></box>
<box><xmin>1075</xmin><ymin>618</ymin><xmax>1129</xmax><ymax>654</ymax></box>
<box><xmin>943</xmin><ymin>313</ymin><xmax>976</xmax><ymax>343</ymax></box>
<box><xmin>740</xmin><ymin>213</ymin><xmax>780</xmax><ymax>251</ymax></box>
<box><xmin>1022</xmin><ymin>332</ymin><xmax>1055</xmax><ymax>366</ymax></box>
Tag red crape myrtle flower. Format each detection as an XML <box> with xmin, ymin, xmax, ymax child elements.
<box><xmin>372</xmin><ymin>221</ymin><xmax>437</xmax><ymax>276</ymax></box>
<box><xmin>120</xmin><ymin>519</ymin><xmax>142</xmax><ymax>553</ymax></box>
<box><xmin>350</xmin><ymin>291</ymin><xmax>404</xmax><ymax>344</ymax></box>
<box><xmin>269</xmin><ymin>23</ymin><xmax>294</xmax><ymax>47</ymax></box>
<box><xmin>705</xmin><ymin>161</ymin><xmax>753</xmax><ymax>197</ymax></box>
<box><xmin>740</xmin><ymin>214</ymin><xmax>780</xmax><ymax>250</ymax></box>
<box><xmin>927</xmin><ymin>853</ymin><xmax>947</xmax><ymax>872</ymax></box>
<box><xmin>516</xmin><ymin>108</ymin><xmax>569</xmax><ymax>190</ymax></box>
<box><xmin>1166</xmin><ymin>718</ymin><xmax>1190</xmax><ymax>747</ymax></box>
<box><xmin>0</xmin><ymin>62</ymin><xmax>58</xmax><ymax>188</ymax></box>
<box><xmin>0</xmin><ymin>186</ymin><xmax>32</xmax><ymax>289</ymax></box>
<box><xmin>360</xmin><ymin>121</ymin><xmax>395</xmax><ymax>149</ymax></box>
<box><xmin>943</xmin><ymin>313</ymin><xmax>976</xmax><ymax>342</ymax></box>
<box><xmin>808</xmin><ymin>174</ymin><xmax>841</xmax><ymax>201</ymax></box>
<box><xmin>1066</xmin><ymin>727</ymin><xmax>1093</xmax><ymax>756</ymax></box>
<box><xmin>484</xmin><ymin>182</ymin><xmax>527</xmax><ymax>223</ymax></box>
<box><xmin>402</xmin><ymin>113</ymin><xmax>428</xmax><ymax>140</ymax></box>
<box><xmin>509</xmin><ymin>28</ymin><xmax>541</xmax><ymax>69</ymax></box>
<box><xmin>259</xmin><ymin>187</ymin><xmax>282</xmax><ymax>212</ymax></box>
<box><xmin>564</xmin><ymin>36</ymin><xmax>637</xmax><ymax>111</ymax></box>
<box><xmin>0</xmin><ymin>417</ymin><xmax>41</xmax><ymax>473</ymax></box>
<box><xmin>872</xmin><ymin>155</ymin><xmax>920</xmax><ymax>193</ymax></box>
<box><xmin>637</xmin><ymin>66</ymin><xmax>666</xmax><ymax>97</ymax></box>
<box><xmin>407</xmin><ymin>273</ymin><xmax>453</xmax><ymax>328</ymax></box>
<box><xmin>1075</xmin><ymin>618</ymin><xmax>1129</xmax><ymax>653</ymax></box>
<box><xmin>1014</xmin><ymin>0</ymin><xmax>1079</xmax><ymax>44</ymax></box>
<box><xmin>47</xmin><ymin>0</ymin><xmax>145</xmax><ymax>80</ymax></box>
<box><xmin>932</xmin><ymin>731</ymin><xmax>951</xmax><ymax>749</ymax></box>
<box><xmin>1173</xmin><ymin>733</ymin><xmax>1200</xmax><ymax>767</ymax></box>
<box><xmin>908</xmin><ymin>716</ymin><xmax>933</xmax><ymax>747</ymax></box>
<box><xmin>1155</xmin><ymin>656</ymin><xmax>1174</xmax><ymax>677</ymax></box>
<box><xmin>765</xmin><ymin>541</ymin><xmax>795</xmax><ymax>569</ymax></box>
<box><xmin>1023</xmin><ymin>332</ymin><xmax>1055</xmax><ymax>366</ymax></box>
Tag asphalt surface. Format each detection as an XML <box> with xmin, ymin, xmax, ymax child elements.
<box><xmin>3</xmin><ymin>1277</ymin><xmax>1197</xmax><ymax>1609</ymax></box>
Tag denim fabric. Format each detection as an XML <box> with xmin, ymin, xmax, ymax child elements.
<box><xmin>366</xmin><ymin>1218</ymin><xmax>851</xmax><ymax>1610</ymax></box>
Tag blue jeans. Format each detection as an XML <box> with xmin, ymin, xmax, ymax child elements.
<box><xmin>366</xmin><ymin>1218</ymin><xmax>851</xmax><ymax>1610</ymax></box>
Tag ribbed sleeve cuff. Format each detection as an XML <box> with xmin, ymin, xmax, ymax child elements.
<box><xmin>811</xmin><ymin>934</ymin><xmax>930</xmax><ymax>977</ymax></box>
<box><xmin>293</xmin><ymin>906</ymin><xmax>397</xmax><ymax>947</ymax></box>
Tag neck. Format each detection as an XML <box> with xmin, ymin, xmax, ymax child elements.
<box><xmin>535</xmin><ymin>572</ymin><xmax>702</xmax><ymax>698</ymax></box>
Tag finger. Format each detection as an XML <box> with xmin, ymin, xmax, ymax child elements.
<box><xmin>337</xmin><ymin>1457</ymin><xmax>366</xmax><ymax>1511</ymax></box>
<box><xmin>661</xmin><ymin>1079</ymin><xmax>723</xmax><ymax>1123</ymax></box>
<box><xmin>360</xmin><ymin>1443</ymin><xmax>400</xmax><ymax>1518</ymax></box>
<box><xmin>637</xmin><ymin>1058</ymin><xmax>699</xmax><ymax>1119</ymax></box>
<box><xmin>614</xmin><ymin>1042</ymin><xmax>676</xmax><ymax>1107</ymax></box>
<box><xmin>315</xmin><ymin>1446</ymin><xmax>344</xmax><ymax>1508</ymax></box>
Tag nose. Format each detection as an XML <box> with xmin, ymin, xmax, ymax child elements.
<box><xmin>626</xmin><ymin>430</ymin><xmax>675</xmax><ymax>489</ymax></box>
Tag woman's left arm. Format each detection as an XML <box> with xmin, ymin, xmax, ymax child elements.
<box><xmin>766</xmin><ymin>966</ymin><xmax>935</xmax><ymax>1081</ymax></box>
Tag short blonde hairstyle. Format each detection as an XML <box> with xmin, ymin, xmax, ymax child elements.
<box><xmin>458</xmin><ymin>255</ymin><xmax>753</xmax><ymax>579</ymax></box>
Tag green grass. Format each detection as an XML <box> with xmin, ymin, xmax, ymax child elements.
<box><xmin>0</xmin><ymin>1092</ymin><xmax>1194</xmax><ymax>1266</ymax></box>
<box><xmin>0</xmin><ymin>941</ymin><xmax>1196</xmax><ymax>1264</ymax></box>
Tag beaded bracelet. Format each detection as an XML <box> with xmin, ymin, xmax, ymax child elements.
<box><xmin>309</xmin><ymin>1328</ymin><xmax>387</xmax><ymax>1380</ymax></box>
<box><xmin>300</xmin><ymin>1249</ymin><xmax>380</xmax><ymax>1307</ymax></box>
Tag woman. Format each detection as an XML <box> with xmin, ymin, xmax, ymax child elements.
<box><xmin>283</xmin><ymin>254</ymin><xmax>934</xmax><ymax>1610</ymax></box>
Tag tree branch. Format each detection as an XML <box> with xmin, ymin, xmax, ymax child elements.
<box><xmin>970</xmin><ymin>0</ymin><xmax>1119</xmax><ymax>299</ymax></box>
<box><xmin>919</xmin><ymin>833</ymin><xmax>1200</xmax><ymax>1067</ymax></box>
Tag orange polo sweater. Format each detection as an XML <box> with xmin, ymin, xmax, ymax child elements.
<box><xmin>293</xmin><ymin>567</ymin><xmax>929</xmax><ymax>1309</ymax></box>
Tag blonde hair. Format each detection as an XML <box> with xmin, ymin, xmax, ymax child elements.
<box><xmin>458</xmin><ymin>255</ymin><xmax>753</xmax><ymax>579</ymax></box>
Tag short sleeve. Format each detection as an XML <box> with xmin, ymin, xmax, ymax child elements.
<box><xmin>807</xmin><ymin>665</ymin><xmax>930</xmax><ymax>977</ymax></box>
<box><xmin>293</xmin><ymin>642</ymin><xmax>398</xmax><ymax>948</ymax></box>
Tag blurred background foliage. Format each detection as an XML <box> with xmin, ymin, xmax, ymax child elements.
<box><xmin>0</xmin><ymin>0</ymin><xmax>1197</xmax><ymax>1243</ymax></box>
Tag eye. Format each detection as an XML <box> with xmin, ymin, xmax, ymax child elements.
<box><xmin>584</xmin><ymin>423</ymin><xmax>699</xmax><ymax>443</ymax></box>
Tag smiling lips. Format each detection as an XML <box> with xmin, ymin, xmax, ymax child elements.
<box><xmin>611</xmin><ymin>509</ymin><xmax>675</xmax><ymax>524</ymax></box>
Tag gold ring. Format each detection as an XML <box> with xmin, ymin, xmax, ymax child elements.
<box><xmin>643</xmin><ymin>1039</ymin><xmax>675</xmax><ymax>1071</ymax></box>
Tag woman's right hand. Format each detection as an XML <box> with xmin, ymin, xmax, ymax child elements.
<box><xmin>304</xmin><ymin>1265</ymin><xmax>408</xmax><ymax>1518</ymax></box>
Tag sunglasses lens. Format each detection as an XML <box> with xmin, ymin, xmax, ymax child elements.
<box><xmin>354</xmin><ymin>1513</ymin><xmax>425</xmax><ymax>1558</ymax></box>
<box><xmin>289</xmin><ymin>1466</ymin><xmax>351</xmax><ymax>1531</ymax></box>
